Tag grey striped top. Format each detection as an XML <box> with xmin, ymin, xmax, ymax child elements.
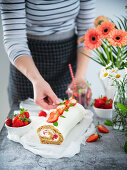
<box><xmin>0</xmin><ymin>0</ymin><xmax>96</xmax><ymax>64</ymax></box>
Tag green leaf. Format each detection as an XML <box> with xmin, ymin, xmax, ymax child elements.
<box><xmin>117</xmin><ymin>103</ymin><xmax>127</xmax><ymax>115</ymax></box>
<box><xmin>104</xmin><ymin>120</ymin><xmax>113</xmax><ymax>126</ymax></box>
<box><xmin>124</xmin><ymin>141</ymin><xmax>127</xmax><ymax>153</ymax></box>
<box><xmin>65</xmin><ymin>109</ymin><xmax>69</xmax><ymax>112</ymax></box>
<box><xmin>20</xmin><ymin>108</ymin><xmax>27</xmax><ymax>114</ymax></box>
<box><xmin>53</xmin><ymin>121</ymin><xmax>58</xmax><ymax>127</ymax></box>
<box><xmin>78</xmin><ymin>88</ymin><xmax>83</xmax><ymax>94</ymax></box>
<box><xmin>60</xmin><ymin>115</ymin><xmax>66</xmax><ymax>118</ymax></box>
<box><xmin>125</xmin><ymin>133</ymin><xmax>127</xmax><ymax>138</ymax></box>
<box><xmin>58</xmin><ymin>102</ymin><xmax>64</xmax><ymax>106</ymax></box>
<box><xmin>70</xmin><ymin>103</ymin><xmax>75</xmax><ymax>107</ymax></box>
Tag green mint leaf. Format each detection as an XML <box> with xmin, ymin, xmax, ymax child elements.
<box><xmin>58</xmin><ymin>103</ymin><xmax>64</xmax><ymax>106</ymax></box>
<box><xmin>53</xmin><ymin>121</ymin><xmax>58</xmax><ymax>127</ymax></box>
<box><xmin>60</xmin><ymin>115</ymin><xmax>66</xmax><ymax>118</ymax></box>
<box><xmin>70</xmin><ymin>103</ymin><xmax>74</xmax><ymax>107</ymax></box>
<box><xmin>78</xmin><ymin>89</ymin><xmax>83</xmax><ymax>94</ymax></box>
<box><xmin>65</xmin><ymin>109</ymin><xmax>69</xmax><ymax>112</ymax></box>
<box><xmin>125</xmin><ymin>133</ymin><xmax>127</xmax><ymax>138</ymax></box>
<box><xmin>117</xmin><ymin>103</ymin><xmax>127</xmax><ymax>115</ymax></box>
<box><xmin>104</xmin><ymin>120</ymin><xmax>113</xmax><ymax>126</ymax></box>
<box><xmin>124</xmin><ymin>141</ymin><xmax>127</xmax><ymax>153</ymax></box>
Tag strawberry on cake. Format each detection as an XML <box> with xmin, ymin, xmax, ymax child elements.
<box><xmin>37</xmin><ymin>97</ymin><xmax>86</xmax><ymax>145</ymax></box>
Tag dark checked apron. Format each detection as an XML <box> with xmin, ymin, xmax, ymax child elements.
<box><xmin>8</xmin><ymin>31</ymin><xmax>77</xmax><ymax>107</ymax></box>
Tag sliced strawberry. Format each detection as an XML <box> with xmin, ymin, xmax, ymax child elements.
<box><xmin>47</xmin><ymin>111</ymin><xmax>59</xmax><ymax>123</ymax></box>
<box><xmin>97</xmin><ymin>124</ymin><xmax>109</xmax><ymax>133</ymax></box>
<box><xmin>52</xmin><ymin>134</ymin><xmax>58</xmax><ymax>140</ymax></box>
<box><xmin>57</xmin><ymin>108</ymin><xmax>64</xmax><ymax>115</ymax></box>
<box><xmin>5</xmin><ymin>118</ymin><xmax>12</xmax><ymax>126</ymax></box>
<box><xmin>86</xmin><ymin>134</ymin><xmax>100</xmax><ymax>142</ymax></box>
<box><xmin>38</xmin><ymin>110</ymin><xmax>47</xmax><ymax>117</ymax></box>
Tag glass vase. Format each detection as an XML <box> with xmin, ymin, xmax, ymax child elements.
<box><xmin>112</xmin><ymin>85</ymin><xmax>127</xmax><ymax>131</ymax></box>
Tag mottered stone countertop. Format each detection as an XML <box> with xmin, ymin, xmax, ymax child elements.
<box><xmin>0</xmin><ymin>104</ymin><xmax>127</xmax><ymax>170</ymax></box>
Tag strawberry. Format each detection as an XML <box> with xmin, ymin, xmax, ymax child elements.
<box><xmin>97</xmin><ymin>124</ymin><xmax>109</xmax><ymax>133</ymax></box>
<box><xmin>47</xmin><ymin>111</ymin><xmax>59</xmax><ymax>123</ymax></box>
<box><xmin>13</xmin><ymin>118</ymin><xmax>24</xmax><ymax>127</ymax></box>
<box><xmin>12</xmin><ymin>116</ymin><xmax>19</xmax><ymax>125</ymax></box>
<box><xmin>104</xmin><ymin>99</ymin><xmax>113</xmax><ymax>109</ymax></box>
<box><xmin>69</xmin><ymin>97</ymin><xmax>77</xmax><ymax>106</ymax></box>
<box><xmin>86</xmin><ymin>134</ymin><xmax>101</xmax><ymax>142</ymax></box>
<box><xmin>94</xmin><ymin>98</ymin><xmax>105</xmax><ymax>108</ymax></box>
<box><xmin>57</xmin><ymin>108</ymin><xmax>64</xmax><ymax>115</ymax></box>
<box><xmin>24</xmin><ymin>121</ymin><xmax>29</xmax><ymax>126</ymax></box>
<box><xmin>102</xmin><ymin>96</ymin><xmax>108</xmax><ymax>101</ymax></box>
<box><xmin>5</xmin><ymin>118</ymin><xmax>12</xmax><ymax>126</ymax></box>
<box><xmin>23</xmin><ymin>112</ymin><xmax>30</xmax><ymax>118</ymax></box>
<box><xmin>38</xmin><ymin>110</ymin><xmax>47</xmax><ymax>117</ymax></box>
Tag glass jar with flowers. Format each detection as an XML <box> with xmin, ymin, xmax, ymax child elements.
<box><xmin>110</xmin><ymin>72</ymin><xmax>127</xmax><ymax>131</ymax></box>
<box><xmin>78</xmin><ymin>16</ymin><xmax>127</xmax><ymax>99</ymax></box>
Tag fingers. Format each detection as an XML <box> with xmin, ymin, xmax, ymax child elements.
<box><xmin>35</xmin><ymin>98</ymin><xmax>57</xmax><ymax>110</ymax></box>
<box><xmin>87</xmin><ymin>88</ymin><xmax>92</xmax><ymax>106</ymax></box>
<box><xmin>47</xmin><ymin>89</ymin><xmax>60</xmax><ymax>105</ymax></box>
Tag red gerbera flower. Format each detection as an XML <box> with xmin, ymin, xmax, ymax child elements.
<box><xmin>97</xmin><ymin>21</ymin><xmax>115</xmax><ymax>39</ymax></box>
<box><xmin>84</xmin><ymin>28</ymin><xmax>102</xmax><ymax>50</ymax></box>
<box><xmin>108</xmin><ymin>29</ymin><xmax>127</xmax><ymax>47</ymax></box>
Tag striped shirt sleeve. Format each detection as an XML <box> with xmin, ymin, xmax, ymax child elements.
<box><xmin>0</xmin><ymin>0</ymin><xmax>31</xmax><ymax>65</ymax></box>
<box><xmin>77</xmin><ymin>0</ymin><xmax>96</xmax><ymax>48</ymax></box>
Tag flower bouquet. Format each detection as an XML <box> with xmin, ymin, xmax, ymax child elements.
<box><xmin>79</xmin><ymin>18</ymin><xmax>127</xmax><ymax>70</ymax></box>
<box><xmin>79</xmin><ymin>17</ymin><xmax>127</xmax><ymax>98</ymax></box>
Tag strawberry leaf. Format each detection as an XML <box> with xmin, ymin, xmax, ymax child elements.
<box><xmin>60</xmin><ymin>115</ymin><xmax>66</xmax><ymax>118</ymax></box>
<box><xmin>124</xmin><ymin>141</ymin><xmax>127</xmax><ymax>153</ymax></box>
<box><xmin>65</xmin><ymin>108</ymin><xmax>69</xmax><ymax>112</ymax></box>
<box><xmin>104</xmin><ymin>120</ymin><xmax>113</xmax><ymax>126</ymax></box>
<box><xmin>125</xmin><ymin>133</ymin><xmax>127</xmax><ymax>138</ymax></box>
<box><xmin>53</xmin><ymin>121</ymin><xmax>58</xmax><ymax>127</ymax></box>
<box><xmin>13</xmin><ymin>114</ymin><xmax>18</xmax><ymax>117</ymax></box>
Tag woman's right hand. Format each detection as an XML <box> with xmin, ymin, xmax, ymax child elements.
<box><xmin>33</xmin><ymin>78</ymin><xmax>60</xmax><ymax>110</ymax></box>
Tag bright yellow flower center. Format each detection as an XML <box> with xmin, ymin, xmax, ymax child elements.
<box><xmin>116</xmin><ymin>74</ymin><xmax>120</xmax><ymax>78</ymax></box>
<box><xmin>111</xmin><ymin>70</ymin><xmax>115</xmax><ymax>73</ymax></box>
<box><xmin>104</xmin><ymin>73</ymin><xmax>108</xmax><ymax>77</ymax></box>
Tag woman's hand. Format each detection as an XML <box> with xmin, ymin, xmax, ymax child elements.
<box><xmin>33</xmin><ymin>78</ymin><xmax>60</xmax><ymax>110</ymax></box>
<box><xmin>67</xmin><ymin>78</ymin><xmax>92</xmax><ymax>106</ymax></box>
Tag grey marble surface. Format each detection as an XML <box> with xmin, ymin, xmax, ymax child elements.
<box><xmin>0</xmin><ymin>104</ymin><xmax>127</xmax><ymax>170</ymax></box>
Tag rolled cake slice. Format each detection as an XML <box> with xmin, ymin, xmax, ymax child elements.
<box><xmin>37</xmin><ymin>98</ymin><xmax>86</xmax><ymax>145</ymax></box>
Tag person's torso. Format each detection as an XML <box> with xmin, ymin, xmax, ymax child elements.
<box><xmin>25</xmin><ymin>0</ymin><xmax>80</xmax><ymax>35</ymax></box>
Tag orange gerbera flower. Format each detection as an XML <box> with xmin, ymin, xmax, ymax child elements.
<box><xmin>94</xmin><ymin>16</ymin><xmax>109</xmax><ymax>28</ymax></box>
<box><xmin>84</xmin><ymin>28</ymin><xmax>102</xmax><ymax>50</ymax></box>
<box><xmin>97</xmin><ymin>21</ymin><xmax>115</xmax><ymax>39</ymax></box>
<box><xmin>108</xmin><ymin>29</ymin><xmax>127</xmax><ymax>47</ymax></box>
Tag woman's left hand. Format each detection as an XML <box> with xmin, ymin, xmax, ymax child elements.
<box><xmin>67</xmin><ymin>78</ymin><xmax>92</xmax><ymax>106</ymax></box>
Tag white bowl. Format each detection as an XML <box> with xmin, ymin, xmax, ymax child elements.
<box><xmin>5</xmin><ymin>119</ymin><xmax>32</xmax><ymax>137</ymax></box>
<box><xmin>93</xmin><ymin>106</ymin><xmax>113</xmax><ymax>119</ymax></box>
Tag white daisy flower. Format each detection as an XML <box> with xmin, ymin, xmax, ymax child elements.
<box><xmin>100</xmin><ymin>67</ymin><xmax>110</xmax><ymax>79</ymax></box>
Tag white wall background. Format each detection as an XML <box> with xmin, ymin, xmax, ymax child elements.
<box><xmin>0</xmin><ymin>0</ymin><xmax>126</xmax><ymax>131</ymax></box>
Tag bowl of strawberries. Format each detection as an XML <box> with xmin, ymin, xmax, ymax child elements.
<box><xmin>93</xmin><ymin>96</ymin><xmax>113</xmax><ymax>119</ymax></box>
<box><xmin>5</xmin><ymin>108</ymin><xmax>32</xmax><ymax>137</ymax></box>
